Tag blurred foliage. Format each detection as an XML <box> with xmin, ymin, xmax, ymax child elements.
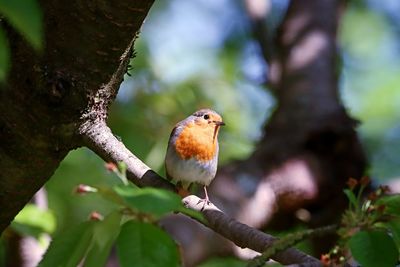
<box><xmin>197</xmin><ymin>257</ymin><xmax>247</xmax><ymax>267</ymax></box>
<box><xmin>11</xmin><ymin>204</ymin><xmax>56</xmax><ymax>246</ymax></box>
<box><xmin>0</xmin><ymin>0</ymin><xmax>43</xmax><ymax>82</ymax></box>
<box><xmin>0</xmin><ymin>28</ymin><xmax>9</xmax><ymax>81</ymax></box>
<box><xmin>0</xmin><ymin>0</ymin><xmax>43</xmax><ymax>49</ymax></box>
<box><xmin>339</xmin><ymin>0</ymin><xmax>400</xmax><ymax>180</ymax></box>
<box><xmin>38</xmin><ymin>165</ymin><xmax>185</xmax><ymax>267</ymax></box>
<box><xmin>45</xmin><ymin>149</ymin><xmax>119</xmax><ymax>234</ymax></box>
<box><xmin>322</xmin><ymin>178</ymin><xmax>400</xmax><ymax>266</ymax></box>
<box><xmin>349</xmin><ymin>230</ymin><xmax>398</xmax><ymax>267</ymax></box>
<box><xmin>2</xmin><ymin>0</ymin><xmax>400</xmax><ymax>266</ymax></box>
<box><xmin>116</xmin><ymin>221</ymin><xmax>179</xmax><ymax>267</ymax></box>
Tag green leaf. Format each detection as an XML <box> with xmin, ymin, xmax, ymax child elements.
<box><xmin>197</xmin><ymin>257</ymin><xmax>247</xmax><ymax>267</ymax></box>
<box><xmin>84</xmin><ymin>211</ymin><xmax>122</xmax><ymax>267</ymax></box>
<box><xmin>38</xmin><ymin>221</ymin><xmax>95</xmax><ymax>267</ymax></box>
<box><xmin>343</xmin><ymin>189</ymin><xmax>358</xmax><ymax>209</ymax></box>
<box><xmin>11</xmin><ymin>204</ymin><xmax>56</xmax><ymax>237</ymax></box>
<box><xmin>117</xmin><ymin>161</ymin><xmax>127</xmax><ymax>175</ymax></box>
<box><xmin>348</xmin><ymin>230</ymin><xmax>398</xmax><ymax>267</ymax></box>
<box><xmin>0</xmin><ymin>27</ymin><xmax>10</xmax><ymax>82</ymax></box>
<box><xmin>116</xmin><ymin>221</ymin><xmax>180</xmax><ymax>267</ymax></box>
<box><xmin>0</xmin><ymin>0</ymin><xmax>43</xmax><ymax>50</ymax></box>
<box><xmin>113</xmin><ymin>185</ymin><xmax>182</xmax><ymax>217</ymax></box>
<box><xmin>386</xmin><ymin>219</ymin><xmax>400</xmax><ymax>248</ymax></box>
<box><xmin>376</xmin><ymin>194</ymin><xmax>400</xmax><ymax>216</ymax></box>
<box><xmin>96</xmin><ymin>185</ymin><xmax>128</xmax><ymax>206</ymax></box>
<box><xmin>11</xmin><ymin>223</ymin><xmax>43</xmax><ymax>240</ymax></box>
<box><xmin>116</xmin><ymin>161</ymin><xmax>129</xmax><ymax>185</ymax></box>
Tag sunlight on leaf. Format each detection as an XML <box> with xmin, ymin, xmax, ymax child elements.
<box><xmin>12</xmin><ymin>204</ymin><xmax>56</xmax><ymax>236</ymax></box>
<box><xmin>0</xmin><ymin>0</ymin><xmax>43</xmax><ymax>50</ymax></box>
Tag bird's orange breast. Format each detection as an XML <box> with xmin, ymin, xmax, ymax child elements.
<box><xmin>174</xmin><ymin>123</ymin><xmax>218</xmax><ymax>162</ymax></box>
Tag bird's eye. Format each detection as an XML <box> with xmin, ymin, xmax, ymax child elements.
<box><xmin>203</xmin><ymin>114</ymin><xmax>210</xmax><ymax>120</ymax></box>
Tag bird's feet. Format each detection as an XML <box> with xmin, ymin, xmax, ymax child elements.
<box><xmin>182</xmin><ymin>195</ymin><xmax>221</xmax><ymax>212</ymax></box>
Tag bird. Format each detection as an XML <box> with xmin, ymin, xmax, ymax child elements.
<box><xmin>165</xmin><ymin>109</ymin><xmax>225</xmax><ymax>206</ymax></box>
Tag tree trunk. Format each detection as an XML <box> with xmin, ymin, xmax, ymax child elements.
<box><xmin>0</xmin><ymin>0</ymin><xmax>154</xmax><ymax>234</ymax></box>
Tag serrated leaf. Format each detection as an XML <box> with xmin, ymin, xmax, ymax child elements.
<box><xmin>11</xmin><ymin>204</ymin><xmax>56</xmax><ymax>236</ymax></box>
<box><xmin>376</xmin><ymin>194</ymin><xmax>400</xmax><ymax>216</ymax></box>
<box><xmin>114</xmin><ymin>185</ymin><xmax>182</xmax><ymax>217</ymax></box>
<box><xmin>84</xmin><ymin>211</ymin><xmax>122</xmax><ymax>267</ymax></box>
<box><xmin>116</xmin><ymin>221</ymin><xmax>180</xmax><ymax>267</ymax></box>
<box><xmin>0</xmin><ymin>0</ymin><xmax>43</xmax><ymax>50</ymax></box>
<box><xmin>38</xmin><ymin>222</ymin><xmax>95</xmax><ymax>267</ymax></box>
<box><xmin>0</xmin><ymin>27</ymin><xmax>10</xmax><ymax>82</ymax></box>
<box><xmin>349</xmin><ymin>230</ymin><xmax>398</xmax><ymax>267</ymax></box>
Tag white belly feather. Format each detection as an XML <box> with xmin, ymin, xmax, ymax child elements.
<box><xmin>165</xmin><ymin>145</ymin><xmax>218</xmax><ymax>187</ymax></box>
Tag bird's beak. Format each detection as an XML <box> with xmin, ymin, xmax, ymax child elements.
<box><xmin>212</xmin><ymin>121</ymin><xmax>224</xmax><ymax>143</ymax></box>
<box><xmin>213</xmin><ymin>121</ymin><xmax>225</xmax><ymax>126</ymax></box>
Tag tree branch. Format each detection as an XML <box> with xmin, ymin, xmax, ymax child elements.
<box><xmin>184</xmin><ymin>195</ymin><xmax>322</xmax><ymax>266</ymax></box>
<box><xmin>81</xmin><ymin>121</ymin><xmax>174</xmax><ymax>191</ymax></box>
<box><xmin>79</xmin><ymin>121</ymin><xmax>321</xmax><ymax>265</ymax></box>
<box><xmin>203</xmin><ymin>209</ymin><xmax>321</xmax><ymax>266</ymax></box>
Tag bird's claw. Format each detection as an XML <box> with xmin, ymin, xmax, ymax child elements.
<box><xmin>197</xmin><ymin>198</ymin><xmax>211</xmax><ymax>211</ymax></box>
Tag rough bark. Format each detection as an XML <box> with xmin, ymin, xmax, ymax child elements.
<box><xmin>0</xmin><ymin>0</ymin><xmax>154</xmax><ymax>234</ymax></box>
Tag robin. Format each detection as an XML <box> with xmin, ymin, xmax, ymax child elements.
<box><xmin>165</xmin><ymin>109</ymin><xmax>225</xmax><ymax>205</ymax></box>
